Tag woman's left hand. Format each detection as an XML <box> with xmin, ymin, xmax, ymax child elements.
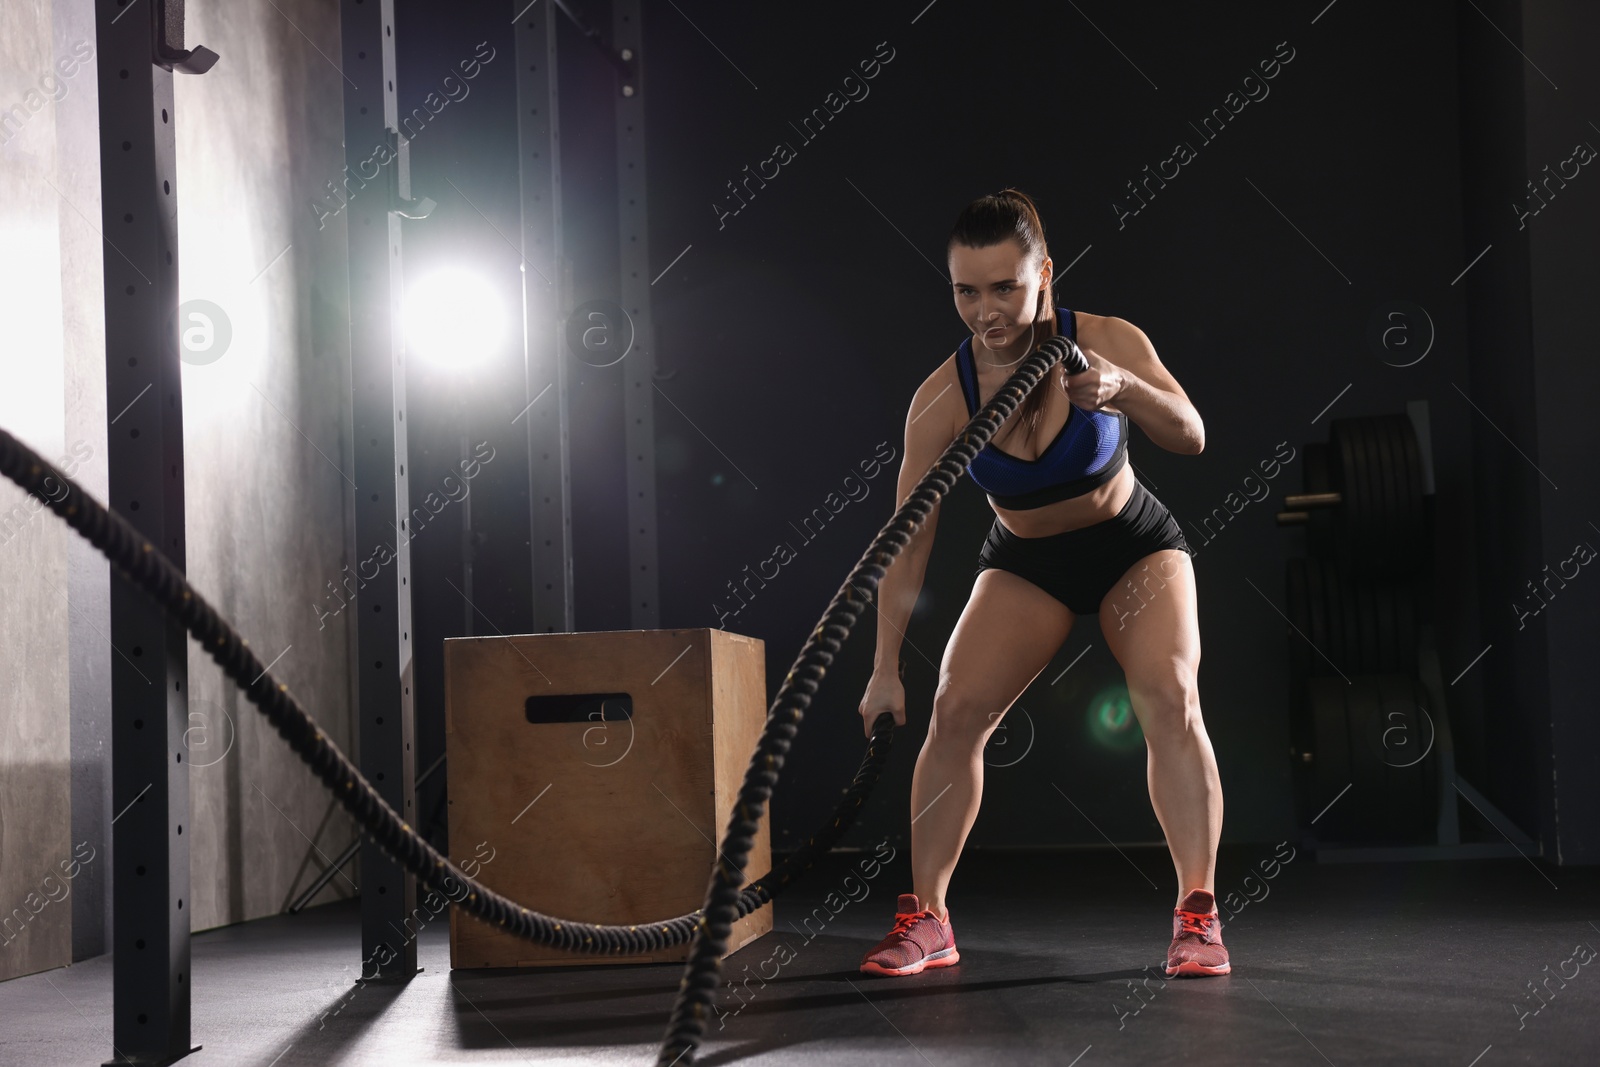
<box><xmin>1062</xmin><ymin>347</ymin><xmax>1127</xmax><ymax>410</ymax></box>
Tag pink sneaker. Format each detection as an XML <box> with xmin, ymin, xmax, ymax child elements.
<box><xmin>1166</xmin><ymin>888</ymin><xmax>1231</xmax><ymax>977</ymax></box>
<box><xmin>859</xmin><ymin>893</ymin><xmax>960</xmax><ymax>976</ymax></box>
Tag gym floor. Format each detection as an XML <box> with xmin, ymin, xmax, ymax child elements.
<box><xmin>3</xmin><ymin>846</ymin><xmax>1595</xmax><ymax>1066</ymax></box>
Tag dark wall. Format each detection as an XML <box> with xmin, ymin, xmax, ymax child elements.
<box><xmin>1459</xmin><ymin>0</ymin><xmax>1600</xmax><ymax>864</ymax></box>
<box><xmin>391</xmin><ymin>0</ymin><xmax>1592</xmax><ymax>859</ymax></box>
<box><xmin>638</xmin><ymin>0</ymin><xmax>1484</xmax><ymax>852</ymax></box>
<box><xmin>1520</xmin><ymin>0</ymin><xmax>1600</xmax><ymax>866</ymax></box>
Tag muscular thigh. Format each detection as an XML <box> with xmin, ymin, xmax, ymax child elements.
<box><xmin>1098</xmin><ymin>549</ymin><xmax>1201</xmax><ymax>720</ymax></box>
<box><xmin>936</xmin><ymin>568</ymin><xmax>1076</xmax><ymax>739</ymax></box>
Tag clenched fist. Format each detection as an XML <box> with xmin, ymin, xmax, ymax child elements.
<box><xmin>1063</xmin><ymin>347</ymin><xmax>1127</xmax><ymax>411</ymax></box>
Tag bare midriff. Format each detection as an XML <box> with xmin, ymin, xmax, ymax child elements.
<box><xmin>989</xmin><ymin>462</ymin><xmax>1134</xmax><ymax>538</ymax></box>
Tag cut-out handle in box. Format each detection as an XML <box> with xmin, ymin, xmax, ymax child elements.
<box><xmin>524</xmin><ymin>692</ymin><xmax>634</xmax><ymax>725</ymax></box>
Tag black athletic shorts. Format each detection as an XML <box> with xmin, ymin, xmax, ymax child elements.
<box><xmin>974</xmin><ymin>477</ymin><xmax>1196</xmax><ymax>616</ymax></box>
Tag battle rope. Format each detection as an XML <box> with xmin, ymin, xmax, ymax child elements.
<box><xmin>0</xmin><ymin>332</ymin><xmax>1084</xmax><ymax>1066</ymax></box>
<box><xmin>0</xmin><ymin>425</ymin><xmax>887</xmax><ymax>946</ymax></box>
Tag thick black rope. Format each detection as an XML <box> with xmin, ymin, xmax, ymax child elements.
<box><xmin>0</xmin><ymin>333</ymin><xmax>1081</xmax><ymax>1066</ymax></box>
<box><xmin>0</xmin><ymin>429</ymin><xmax>888</xmax><ymax>944</ymax></box>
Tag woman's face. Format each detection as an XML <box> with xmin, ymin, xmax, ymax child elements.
<box><xmin>948</xmin><ymin>239</ymin><xmax>1052</xmax><ymax>352</ymax></box>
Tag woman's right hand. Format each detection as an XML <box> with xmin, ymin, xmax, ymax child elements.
<box><xmin>859</xmin><ymin>670</ymin><xmax>906</xmax><ymax>739</ymax></box>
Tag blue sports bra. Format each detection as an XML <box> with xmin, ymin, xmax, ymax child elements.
<box><xmin>954</xmin><ymin>308</ymin><xmax>1129</xmax><ymax>510</ymax></box>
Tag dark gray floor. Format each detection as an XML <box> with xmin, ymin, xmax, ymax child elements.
<box><xmin>3</xmin><ymin>845</ymin><xmax>1597</xmax><ymax>1066</ymax></box>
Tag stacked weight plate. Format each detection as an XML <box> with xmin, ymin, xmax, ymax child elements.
<box><xmin>1329</xmin><ymin>414</ymin><xmax>1428</xmax><ymax>580</ymax></box>
<box><xmin>1293</xmin><ymin>558</ymin><xmax>1421</xmax><ymax>678</ymax></box>
<box><xmin>1305</xmin><ymin>675</ymin><xmax>1439</xmax><ymax>842</ymax></box>
<box><xmin>1282</xmin><ymin>413</ymin><xmax>1435</xmax><ymax>843</ymax></box>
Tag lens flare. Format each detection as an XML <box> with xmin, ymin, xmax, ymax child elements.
<box><xmin>403</xmin><ymin>268</ymin><xmax>507</xmax><ymax>369</ymax></box>
<box><xmin>1087</xmin><ymin>683</ymin><xmax>1144</xmax><ymax>751</ymax></box>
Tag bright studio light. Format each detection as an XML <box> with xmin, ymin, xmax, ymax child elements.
<box><xmin>403</xmin><ymin>268</ymin><xmax>507</xmax><ymax>369</ymax></box>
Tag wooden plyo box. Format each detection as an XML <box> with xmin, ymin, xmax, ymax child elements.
<box><xmin>444</xmin><ymin>628</ymin><xmax>772</xmax><ymax>967</ymax></box>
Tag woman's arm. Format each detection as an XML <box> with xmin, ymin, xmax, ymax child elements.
<box><xmin>1072</xmin><ymin>317</ymin><xmax>1205</xmax><ymax>455</ymax></box>
<box><xmin>872</xmin><ymin>367</ymin><xmax>953</xmax><ymax>675</ymax></box>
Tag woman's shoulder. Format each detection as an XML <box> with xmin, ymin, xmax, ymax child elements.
<box><xmin>1071</xmin><ymin>309</ymin><xmax>1147</xmax><ymax>351</ymax></box>
<box><xmin>1066</xmin><ymin>307</ymin><xmax>1103</xmax><ymax>343</ymax></box>
<box><xmin>905</xmin><ymin>347</ymin><xmax>966</xmax><ymax>433</ymax></box>
<box><xmin>919</xmin><ymin>346</ymin><xmax>964</xmax><ymax>405</ymax></box>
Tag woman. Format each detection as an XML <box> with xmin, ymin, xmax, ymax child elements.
<box><xmin>857</xmin><ymin>189</ymin><xmax>1227</xmax><ymax>979</ymax></box>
